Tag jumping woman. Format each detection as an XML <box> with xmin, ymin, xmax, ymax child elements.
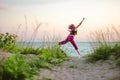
<box><xmin>59</xmin><ymin>18</ymin><xmax>85</xmax><ymax>56</ymax></box>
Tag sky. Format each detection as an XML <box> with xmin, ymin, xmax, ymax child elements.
<box><xmin>0</xmin><ymin>0</ymin><xmax>120</xmax><ymax>41</ymax></box>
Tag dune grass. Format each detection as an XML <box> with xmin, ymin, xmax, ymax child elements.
<box><xmin>0</xmin><ymin>32</ymin><xmax>69</xmax><ymax>80</ymax></box>
<box><xmin>0</xmin><ymin>18</ymin><xmax>69</xmax><ymax>80</ymax></box>
<box><xmin>86</xmin><ymin>25</ymin><xmax>120</xmax><ymax>65</ymax></box>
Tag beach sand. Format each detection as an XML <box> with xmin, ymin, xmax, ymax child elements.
<box><xmin>34</xmin><ymin>57</ymin><xmax>120</xmax><ymax>80</ymax></box>
<box><xmin>0</xmin><ymin>50</ymin><xmax>120</xmax><ymax>80</ymax></box>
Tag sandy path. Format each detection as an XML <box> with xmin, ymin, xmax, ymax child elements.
<box><xmin>1</xmin><ymin>50</ymin><xmax>119</xmax><ymax>80</ymax></box>
<box><xmin>34</xmin><ymin>57</ymin><xmax>120</xmax><ymax>80</ymax></box>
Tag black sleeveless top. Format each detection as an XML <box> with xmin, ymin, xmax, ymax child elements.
<box><xmin>70</xmin><ymin>30</ymin><xmax>77</xmax><ymax>35</ymax></box>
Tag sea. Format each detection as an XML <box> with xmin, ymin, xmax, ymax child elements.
<box><xmin>60</xmin><ymin>42</ymin><xmax>93</xmax><ymax>56</ymax></box>
<box><xmin>18</xmin><ymin>42</ymin><xmax>93</xmax><ymax>57</ymax></box>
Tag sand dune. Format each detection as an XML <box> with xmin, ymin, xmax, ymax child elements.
<box><xmin>1</xmin><ymin>50</ymin><xmax>120</xmax><ymax>80</ymax></box>
<box><xmin>34</xmin><ymin>57</ymin><xmax>120</xmax><ymax>80</ymax></box>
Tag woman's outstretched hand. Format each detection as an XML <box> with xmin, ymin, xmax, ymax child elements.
<box><xmin>83</xmin><ymin>17</ymin><xmax>85</xmax><ymax>21</ymax></box>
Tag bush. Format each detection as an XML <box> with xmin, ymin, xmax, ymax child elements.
<box><xmin>2</xmin><ymin>53</ymin><xmax>37</xmax><ymax>80</ymax></box>
<box><xmin>0</xmin><ymin>33</ymin><xmax>17</xmax><ymax>48</ymax></box>
<box><xmin>111</xmin><ymin>43</ymin><xmax>120</xmax><ymax>58</ymax></box>
<box><xmin>20</xmin><ymin>47</ymin><xmax>41</xmax><ymax>55</ymax></box>
<box><xmin>86</xmin><ymin>45</ymin><xmax>112</xmax><ymax>62</ymax></box>
<box><xmin>86</xmin><ymin>26</ymin><xmax>120</xmax><ymax>65</ymax></box>
<box><xmin>3</xmin><ymin>45</ymin><xmax>21</xmax><ymax>53</ymax></box>
<box><xmin>0</xmin><ymin>33</ymin><xmax>20</xmax><ymax>53</ymax></box>
<box><xmin>20</xmin><ymin>45</ymin><xmax>69</xmax><ymax>66</ymax></box>
<box><xmin>38</xmin><ymin>45</ymin><xmax>69</xmax><ymax>66</ymax></box>
<box><xmin>0</xmin><ymin>32</ymin><xmax>69</xmax><ymax>79</ymax></box>
<box><xmin>0</xmin><ymin>61</ymin><xmax>3</xmax><ymax>80</ymax></box>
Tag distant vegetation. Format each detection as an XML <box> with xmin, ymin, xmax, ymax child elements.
<box><xmin>0</xmin><ymin>32</ymin><xmax>69</xmax><ymax>80</ymax></box>
<box><xmin>86</xmin><ymin>25</ymin><xmax>120</xmax><ymax>65</ymax></box>
<box><xmin>0</xmin><ymin>17</ymin><xmax>69</xmax><ymax>80</ymax></box>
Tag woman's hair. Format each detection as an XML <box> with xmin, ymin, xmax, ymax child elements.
<box><xmin>68</xmin><ymin>24</ymin><xmax>77</xmax><ymax>35</ymax></box>
<box><xmin>68</xmin><ymin>24</ymin><xmax>75</xmax><ymax>29</ymax></box>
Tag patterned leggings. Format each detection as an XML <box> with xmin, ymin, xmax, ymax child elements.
<box><xmin>59</xmin><ymin>35</ymin><xmax>78</xmax><ymax>50</ymax></box>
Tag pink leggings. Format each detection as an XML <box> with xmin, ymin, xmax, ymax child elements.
<box><xmin>59</xmin><ymin>35</ymin><xmax>78</xmax><ymax>50</ymax></box>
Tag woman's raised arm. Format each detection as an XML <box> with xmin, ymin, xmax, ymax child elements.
<box><xmin>76</xmin><ymin>18</ymin><xmax>85</xmax><ymax>28</ymax></box>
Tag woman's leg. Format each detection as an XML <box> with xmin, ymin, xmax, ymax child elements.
<box><xmin>76</xmin><ymin>49</ymin><xmax>81</xmax><ymax>55</ymax></box>
<box><xmin>59</xmin><ymin>38</ymin><xmax>69</xmax><ymax>45</ymax></box>
<box><xmin>70</xmin><ymin>40</ymin><xmax>80</xmax><ymax>55</ymax></box>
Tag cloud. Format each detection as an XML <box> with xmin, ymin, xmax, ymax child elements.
<box><xmin>0</xmin><ymin>5</ymin><xmax>4</xmax><ymax>9</ymax></box>
<box><xmin>0</xmin><ymin>0</ymin><xmax>10</xmax><ymax>10</ymax></box>
<box><xmin>3</xmin><ymin>0</ymin><xmax>68</xmax><ymax>5</ymax></box>
<box><xmin>0</xmin><ymin>4</ymin><xmax>7</xmax><ymax>10</ymax></box>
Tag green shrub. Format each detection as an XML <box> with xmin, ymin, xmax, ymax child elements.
<box><xmin>2</xmin><ymin>53</ymin><xmax>37</xmax><ymax>80</ymax></box>
<box><xmin>0</xmin><ymin>33</ymin><xmax>19</xmax><ymax>53</ymax></box>
<box><xmin>42</xmin><ymin>77</ymin><xmax>52</xmax><ymax>80</ymax></box>
<box><xmin>111</xmin><ymin>43</ymin><xmax>120</xmax><ymax>58</ymax></box>
<box><xmin>38</xmin><ymin>45</ymin><xmax>69</xmax><ymax>66</ymax></box>
<box><xmin>0</xmin><ymin>61</ymin><xmax>3</xmax><ymax>80</ymax></box>
<box><xmin>86</xmin><ymin>26</ymin><xmax>120</xmax><ymax>65</ymax></box>
<box><xmin>0</xmin><ymin>34</ymin><xmax>4</xmax><ymax>47</ymax></box>
<box><xmin>3</xmin><ymin>45</ymin><xmax>21</xmax><ymax>53</ymax></box>
<box><xmin>109</xmin><ymin>44</ymin><xmax>120</xmax><ymax>65</ymax></box>
<box><xmin>0</xmin><ymin>33</ymin><xmax>17</xmax><ymax>48</ymax></box>
<box><xmin>86</xmin><ymin>45</ymin><xmax>112</xmax><ymax>62</ymax></box>
<box><xmin>20</xmin><ymin>47</ymin><xmax>41</xmax><ymax>55</ymax></box>
<box><xmin>28</xmin><ymin>58</ymin><xmax>52</xmax><ymax>70</ymax></box>
<box><xmin>109</xmin><ymin>55</ymin><xmax>120</xmax><ymax>65</ymax></box>
<box><xmin>19</xmin><ymin>45</ymin><xmax>69</xmax><ymax>71</ymax></box>
<box><xmin>116</xmin><ymin>60</ymin><xmax>120</xmax><ymax>65</ymax></box>
<box><xmin>20</xmin><ymin>45</ymin><xmax>69</xmax><ymax>66</ymax></box>
<box><xmin>0</xmin><ymin>32</ymin><xmax>69</xmax><ymax>79</ymax></box>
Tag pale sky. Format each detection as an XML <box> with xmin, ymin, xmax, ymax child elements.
<box><xmin>0</xmin><ymin>0</ymin><xmax>120</xmax><ymax>41</ymax></box>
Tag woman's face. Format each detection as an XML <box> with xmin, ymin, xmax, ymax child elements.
<box><xmin>68</xmin><ymin>24</ymin><xmax>76</xmax><ymax>32</ymax></box>
<box><xmin>69</xmin><ymin>24</ymin><xmax>75</xmax><ymax>29</ymax></box>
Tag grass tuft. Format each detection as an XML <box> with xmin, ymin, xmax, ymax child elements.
<box><xmin>86</xmin><ymin>25</ymin><xmax>120</xmax><ymax>65</ymax></box>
